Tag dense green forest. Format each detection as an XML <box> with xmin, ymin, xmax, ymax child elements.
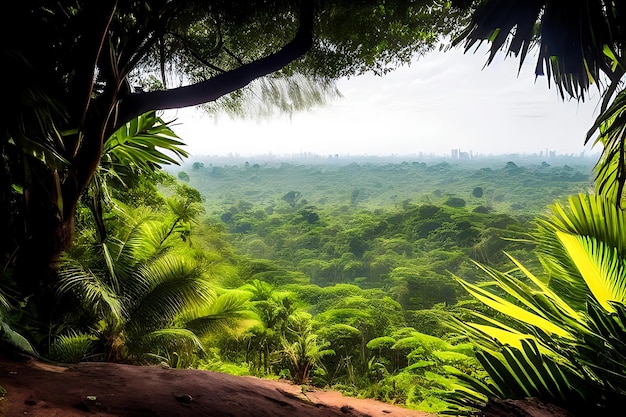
<box><xmin>3</xmin><ymin>1</ymin><xmax>626</xmax><ymax>416</ymax></box>
<box><xmin>180</xmin><ymin>156</ymin><xmax>595</xmax><ymax>291</ymax></box>
<box><xmin>2</xmin><ymin>149</ymin><xmax>603</xmax><ymax>413</ymax></box>
<box><xmin>97</xmin><ymin>155</ymin><xmax>592</xmax><ymax>413</ymax></box>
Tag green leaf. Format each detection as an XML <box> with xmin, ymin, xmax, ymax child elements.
<box><xmin>455</xmin><ymin>275</ymin><xmax>573</xmax><ymax>339</ymax></box>
<box><xmin>557</xmin><ymin>231</ymin><xmax>626</xmax><ymax>312</ymax></box>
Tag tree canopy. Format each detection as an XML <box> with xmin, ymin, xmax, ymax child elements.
<box><xmin>1</xmin><ymin>0</ymin><xmax>462</xmax><ymax>294</ymax></box>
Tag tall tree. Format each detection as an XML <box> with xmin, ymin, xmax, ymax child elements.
<box><xmin>1</xmin><ymin>1</ymin><xmax>460</xmax><ymax>297</ymax></box>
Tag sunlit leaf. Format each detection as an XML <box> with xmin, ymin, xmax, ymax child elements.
<box><xmin>455</xmin><ymin>276</ymin><xmax>573</xmax><ymax>339</ymax></box>
<box><xmin>557</xmin><ymin>231</ymin><xmax>626</xmax><ymax>312</ymax></box>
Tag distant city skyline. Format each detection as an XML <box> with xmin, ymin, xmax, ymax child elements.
<box><xmin>164</xmin><ymin>45</ymin><xmax>604</xmax><ymax>159</ymax></box>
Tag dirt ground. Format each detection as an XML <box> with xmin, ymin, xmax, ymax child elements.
<box><xmin>0</xmin><ymin>356</ymin><xmax>433</xmax><ymax>417</ymax></box>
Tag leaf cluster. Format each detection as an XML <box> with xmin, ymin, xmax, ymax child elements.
<box><xmin>446</xmin><ymin>194</ymin><xmax>626</xmax><ymax>415</ymax></box>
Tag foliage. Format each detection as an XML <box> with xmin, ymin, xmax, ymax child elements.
<box><xmin>162</xmin><ymin>157</ymin><xmax>601</xmax><ymax>410</ymax></box>
<box><xmin>453</xmin><ymin>0</ymin><xmax>626</xmax><ymax>202</ymax></box>
<box><xmin>280</xmin><ymin>324</ymin><xmax>335</xmax><ymax>384</ymax></box>
<box><xmin>49</xmin><ymin>332</ymin><xmax>98</xmax><ymax>363</ymax></box>
<box><xmin>7</xmin><ymin>2</ymin><xmax>626</xmax><ymax>413</ymax></box>
<box><xmin>587</xmin><ymin>89</ymin><xmax>626</xmax><ymax>205</ymax></box>
<box><xmin>53</xmin><ymin>198</ymin><xmax>249</xmax><ymax>364</ymax></box>
<box><xmin>88</xmin><ymin>111</ymin><xmax>189</xmax><ymax>241</ymax></box>
<box><xmin>446</xmin><ymin>193</ymin><xmax>626</xmax><ymax>416</ymax></box>
<box><xmin>103</xmin><ymin>112</ymin><xmax>188</xmax><ymax>174</ymax></box>
<box><xmin>1</xmin><ymin>0</ymin><xmax>467</xmax><ymax>308</ymax></box>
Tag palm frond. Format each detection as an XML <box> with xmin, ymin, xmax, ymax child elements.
<box><xmin>56</xmin><ymin>262</ymin><xmax>124</xmax><ymax>322</ymax></box>
<box><xmin>49</xmin><ymin>331</ymin><xmax>98</xmax><ymax>363</ymax></box>
<box><xmin>586</xmin><ymin>87</ymin><xmax>626</xmax><ymax>204</ymax></box>
<box><xmin>454</xmin><ymin>271</ymin><xmax>574</xmax><ymax>339</ymax></box>
<box><xmin>167</xmin><ymin>197</ymin><xmax>204</xmax><ymax>223</ymax></box>
<box><xmin>557</xmin><ymin>231</ymin><xmax>626</xmax><ymax>312</ymax></box>
<box><xmin>134</xmin><ymin>220</ymin><xmax>180</xmax><ymax>259</ymax></box>
<box><xmin>534</xmin><ymin>193</ymin><xmax>626</xmax><ymax>309</ymax></box>
<box><xmin>476</xmin><ymin>339</ymin><xmax>586</xmax><ymax>402</ymax></box>
<box><xmin>448</xmin><ymin>191</ymin><xmax>626</xmax><ymax>414</ymax></box>
<box><xmin>103</xmin><ymin>111</ymin><xmax>188</xmax><ymax>174</ymax></box>
<box><xmin>128</xmin><ymin>328</ymin><xmax>204</xmax><ymax>366</ymax></box>
<box><xmin>0</xmin><ymin>290</ymin><xmax>10</xmax><ymax>314</ymax></box>
<box><xmin>182</xmin><ymin>290</ymin><xmax>255</xmax><ymax>336</ymax></box>
<box><xmin>453</xmin><ymin>0</ymin><xmax>621</xmax><ymax>99</ymax></box>
<box><xmin>127</xmin><ymin>254</ymin><xmax>214</xmax><ymax>332</ymax></box>
<box><xmin>142</xmin><ymin>328</ymin><xmax>204</xmax><ymax>352</ymax></box>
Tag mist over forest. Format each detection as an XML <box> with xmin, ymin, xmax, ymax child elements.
<box><xmin>174</xmin><ymin>154</ymin><xmax>595</xmax><ymax>215</ymax></box>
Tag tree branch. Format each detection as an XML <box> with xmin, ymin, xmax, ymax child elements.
<box><xmin>168</xmin><ymin>31</ymin><xmax>227</xmax><ymax>73</ymax></box>
<box><xmin>115</xmin><ymin>0</ymin><xmax>314</xmax><ymax>132</ymax></box>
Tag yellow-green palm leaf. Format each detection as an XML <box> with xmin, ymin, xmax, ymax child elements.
<box><xmin>454</xmin><ymin>276</ymin><xmax>573</xmax><ymax>339</ymax></box>
<box><xmin>557</xmin><ymin>231</ymin><xmax>626</xmax><ymax>313</ymax></box>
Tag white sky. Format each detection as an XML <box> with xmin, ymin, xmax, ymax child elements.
<box><xmin>164</xmin><ymin>45</ymin><xmax>604</xmax><ymax>158</ymax></box>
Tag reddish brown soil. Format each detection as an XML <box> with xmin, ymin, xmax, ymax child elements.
<box><xmin>0</xmin><ymin>356</ymin><xmax>433</xmax><ymax>417</ymax></box>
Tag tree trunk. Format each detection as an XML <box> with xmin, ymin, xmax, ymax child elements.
<box><xmin>11</xmin><ymin>166</ymin><xmax>81</xmax><ymax>337</ymax></box>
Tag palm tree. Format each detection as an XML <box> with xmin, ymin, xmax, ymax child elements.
<box><xmin>280</xmin><ymin>315</ymin><xmax>334</xmax><ymax>385</ymax></box>
<box><xmin>53</xmin><ymin>201</ymin><xmax>249</xmax><ymax>365</ymax></box>
<box><xmin>239</xmin><ymin>280</ymin><xmax>300</xmax><ymax>374</ymax></box>
<box><xmin>446</xmin><ymin>193</ymin><xmax>626</xmax><ymax>415</ymax></box>
<box><xmin>449</xmin><ymin>4</ymin><xmax>626</xmax><ymax>412</ymax></box>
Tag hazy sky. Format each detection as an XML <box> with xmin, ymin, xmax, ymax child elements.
<box><xmin>164</xmin><ymin>45</ymin><xmax>604</xmax><ymax>158</ymax></box>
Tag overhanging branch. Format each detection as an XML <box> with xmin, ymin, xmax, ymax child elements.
<box><xmin>115</xmin><ymin>0</ymin><xmax>314</xmax><ymax>131</ymax></box>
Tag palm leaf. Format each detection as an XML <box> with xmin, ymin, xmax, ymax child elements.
<box><xmin>134</xmin><ymin>220</ymin><xmax>179</xmax><ymax>260</ymax></box>
<box><xmin>0</xmin><ymin>291</ymin><xmax>10</xmax><ymax>314</ymax></box>
<box><xmin>454</xmin><ymin>274</ymin><xmax>573</xmax><ymax>339</ymax></box>
<box><xmin>534</xmin><ymin>194</ymin><xmax>626</xmax><ymax>309</ymax></box>
<box><xmin>182</xmin><ymin>290</ymin><xmax>255</xmax><ymax>336</ymax></box>
<box><xmin>0</xmin><ymin>322</ymin><xmax>37</xmax><ymax>356</ymax></box>
<box><xmin>142</xmin><ymin>328</ymin><xmax>204</xmax><ymax>352</ymax></box>
<box><xmin>103</xmin><ymin>111</ymin><xmax>188</xmax><ymax>173</ymax></box>
<box><xmin>127</xmin><ymin>254</ymin><xmax>214</xmax><ymax>332</ymax></box>
<box><xmin>453</xmin><ymin>0</ymin><xmax>620</xmax><ymax>99</ymax></box>
<box><xmin>474</xmin><ymin>339</ymin><xmax>586</xmax><ymax>404</ymax></box>
<box><xmin>586</xmin><ymin>87</ymin><xmax>626</xmax><ymax>204</ymax></box>
<box><xmin>557</xmin><ymin>231</ymin><xmax>626</xmax><ymax>312</ymax></box>
<box><xmin>49</xmin><ymin>331</ymin><xmax>98</xmax><ymax>363</ymax></box>
<box><xmin>505</xmin><ymin>253</ymin><xmax>583</xmax><ymax>322</ymax></box>
<box><xmin>128</xmin><ymin>328</ymin><xmax>205</xmax><ymax>365</ymax></box>
<box><xmin>56</xmin><ymin>263</ymin><xmax>123</xmax><ymax>322</ymax></box>
<box><xmin>583</xmin><ymin>301</ymin><xmax>626</xmax><ymax>384</ymax></box>
<box><xmin>442</xmin><ymin>364</ymin><xmax>497</xmax><ymax>401</ymax></box>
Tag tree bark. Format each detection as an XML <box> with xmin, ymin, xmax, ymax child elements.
<box><xmin>114</xmin><ymin>0</ymin><xmax>314</xmax><ymax>133</ymax></box>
